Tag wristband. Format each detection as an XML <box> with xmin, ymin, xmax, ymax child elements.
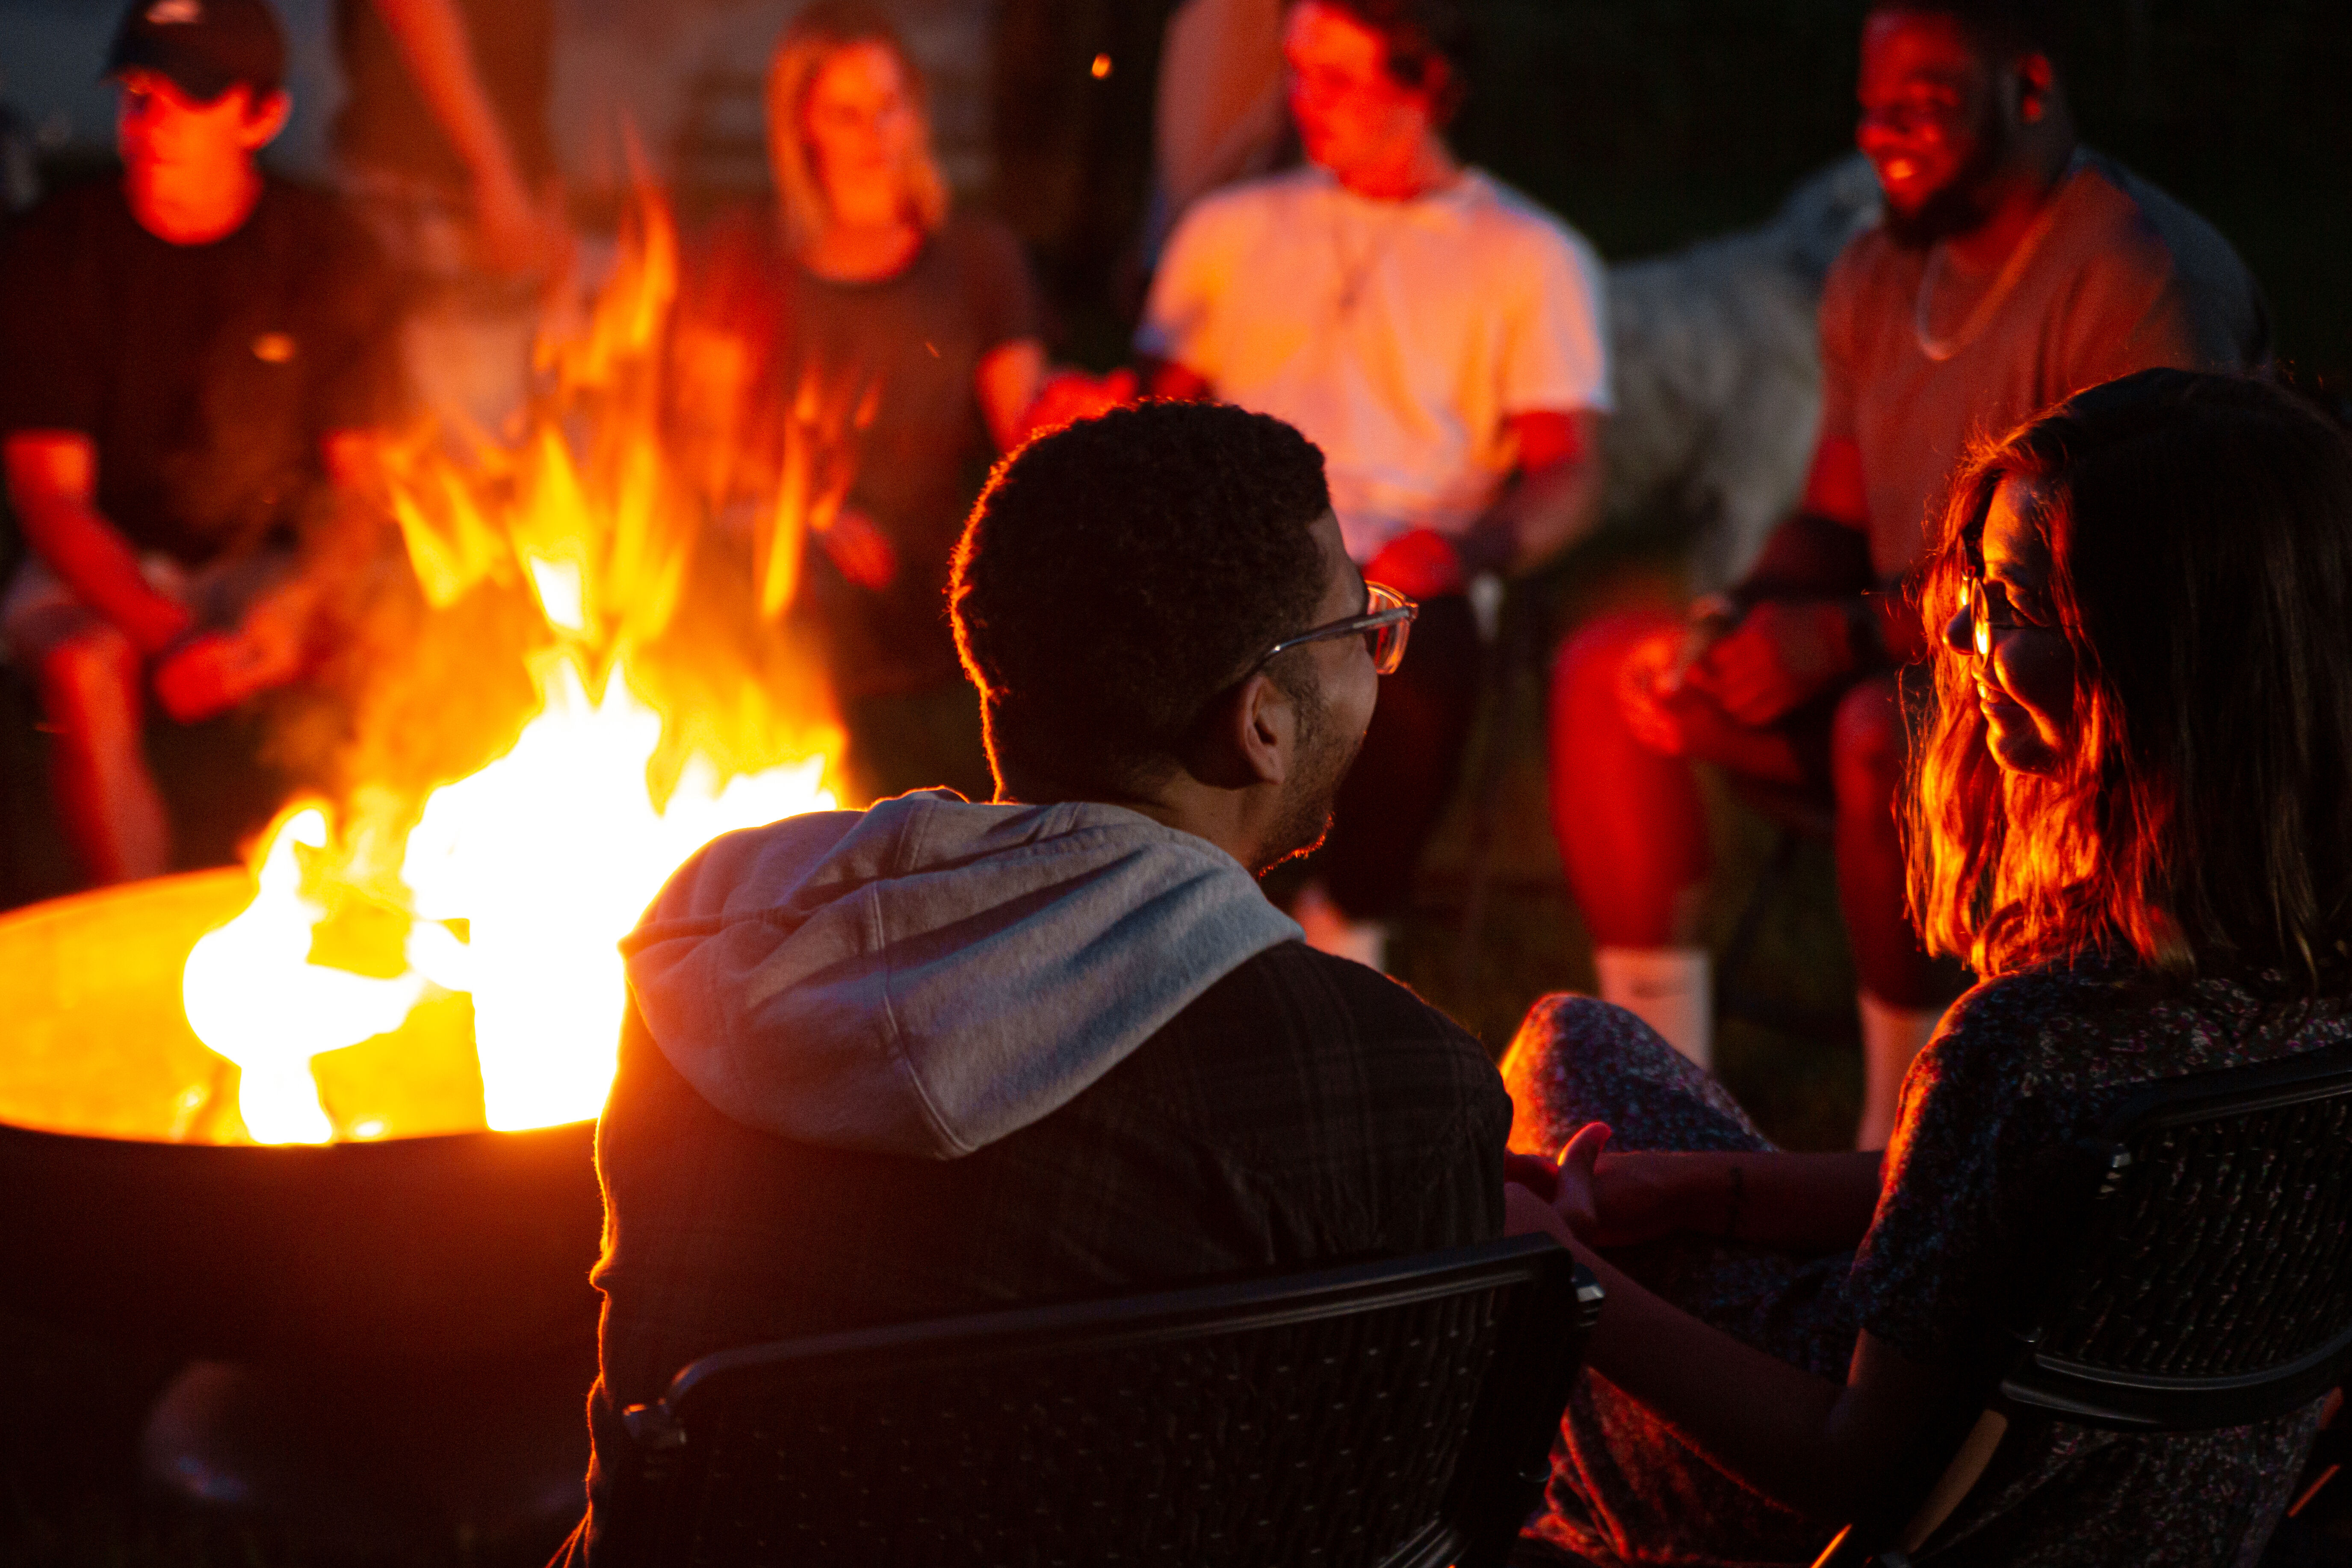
<box><xmin>1722</xmin><ymin>1163</ymin><xmax>1746</xmax><ymax>1243</ymax></box>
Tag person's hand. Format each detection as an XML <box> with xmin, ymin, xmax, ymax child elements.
<box><xmin>1504</xmin><ymin>1149</ymin><xmax>1563</xmax><ymax>1202</ymax></box>
<box><xmin>1689</xmin><ymin>599</ymin><xmax>1856</xmax><ymax>727</ymax></box>
<box><xmin>152</xmin><ymin>627</ymin><xmax>295</xmax><ymax>722</ymax></box>
<box><xmin>1531</xmin><ymin>1123</ymin><xmax>1702</xmax><ymax>1249</ymax></box>
<box><xmin>124</xmin><ymin>592</ymin><xmax>197</xmax><ymax>658</ymax></box>
<box><xmin>815</xmin><ymin>508</ymin><xmax>899</xmax><ymax>592</ymax></box>
<box><xmin>1363</xmin><ymin>529</ymin><xmax>1463</xmax><ymax>602</ymax></box>
<box><xmin>1618</xmin><ymin>629</ymin><xmax>1696</xmax><ymax>755</ymax></box>
<box><xmin>1020</xmin><ymin>368</ymin><xmax>1138</xmax><ymax>439</ymax></box>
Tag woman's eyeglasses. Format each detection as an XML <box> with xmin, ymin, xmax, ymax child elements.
<box><xmin>1964</xmin><ymin>573</ymin><xmax>2021</xmax><ymax>659</ymax></box>
<box><xmin>1250</xmin><ymin>582</ymin><xmax>1419</xmax><ymax>678</ymax></box>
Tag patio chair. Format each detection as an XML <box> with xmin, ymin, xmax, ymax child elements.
<box><xmin>611</xmin><ymin>1234</ymin><xmax>1601</xmax><ymax>1568</ymax></box>
<box><xmin>1814</xmin><ymin>1039</ymin><xmax>2352</xmax><ymax>1567</ymax></box>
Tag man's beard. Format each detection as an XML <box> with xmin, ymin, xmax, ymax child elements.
<box><xmin>1881</xmin><ymin>112</ymin><xmax>2012</xmax><ymax>250</ymax></box>
<box><xmin>1255</xmin><ymin>673</ymin><xmax>1365</xmax><ymax>876</ymax></box>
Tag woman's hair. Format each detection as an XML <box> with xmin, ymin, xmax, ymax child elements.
<box><xmin>765</xmin><ymin>1</ymin><xmax>950</xmax><ymax>252</ymax></box>
<box><xmin>1906</xmin><ymin>369</ymin><xmax>2352</xmax><ymax>986</ymax></box>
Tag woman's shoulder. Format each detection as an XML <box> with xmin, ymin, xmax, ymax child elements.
<box><xmin>1928</xmin><ymin>960</ymin><xmax>2352</xmax><ymax>1104</ymax></box>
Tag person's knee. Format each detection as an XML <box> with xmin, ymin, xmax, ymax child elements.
<box><xmin>36</xmin><ymin>629</ymin><xmax>142</xmax><ymax>732</ymax></box>
<box><xmin>1553</xmin><ymin>610</ymin><xmax>1674</xmax><ymax>698</ymax></box>
<box><xmin>1831</xmin><ymin>675</ymin><xmax>1905</xmax><ymax>806</ymax></box>
<box><xmin>1551</xmin><ymin>609</ymin><xmax>1681</xmax><ymax>739</ymax></box>
<box><xmin>1501</xmin><ymin>993</ymin><xmax>1602</xmax><ymax>1149</ymax></box>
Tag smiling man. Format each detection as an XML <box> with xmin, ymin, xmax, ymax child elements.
<box><xmin>1545</xmin><ymin>0</ymin><xmax>2267</xmax><ymax>1148</ymax></box>
<box><xmin>0</xmin><ymin>0</ymin><xmax>404</xmax><ymax>885</ymax></box>
<box><xmin>1136</xmin><ymin>0</ymin><xmax>1611</xmax><ymax>972</ymax></box>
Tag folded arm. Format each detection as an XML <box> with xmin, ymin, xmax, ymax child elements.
<box><xmin>1678</xmin><ymin>435</ymin><xmax>1918</xmax><ymax>726</ymax></box>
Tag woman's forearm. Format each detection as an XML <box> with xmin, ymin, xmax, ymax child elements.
<box><xmin>1665</xmin><ymin>1150</ymin><xmax>1884</xmax><ymax>1251</ymax></box>
<box><xmin>1506</xmin><ymin>1187</ymin><xmax>1947</xmax><ymax>1523</ymax></box>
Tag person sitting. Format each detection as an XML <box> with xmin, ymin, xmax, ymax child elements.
<box><xmin>565</xmin><ymin>402</ymin><xmax>1515</xmax><ymax>1560</ymax></box>
<box><xmin>1546</xmin><ymin>0</ymin><xmax>2267</xmax><ymax>1144</ymax></box>
<box><xmin>0</xmin><ymin>0</ymin><xmax>404</xmax><ymax>886</ymax></box>
<box><xmin>676</xmin><ymin>0</ymin><xmax>1055</xmax><ymax>807</ymax></box>
<box><xmin>1129</xmin><ymin>0</ymin><xmax>1612</xmax><ymax>969</ymax></box>
<box><xmin>1502</xmin><ymin>369</ymin><xmax>2352</xmax><ymax>1567</ymax></box>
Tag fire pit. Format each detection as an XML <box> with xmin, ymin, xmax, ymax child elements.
<box><xmin>0</xmin><ymin>870</ymin><xmax>610</xmax><ymax>1547</ymax></box>
<box><xmin>0</xmin><ymin>868</ymin><xmax>601</xmax><ymax>1366</ymax></box>
<box><xmin>0</xmin><ymin>189</ymin><xmax>845</xmax><ymax>1546</ymax></box>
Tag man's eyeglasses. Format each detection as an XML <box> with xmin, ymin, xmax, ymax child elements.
<box><xmin>1963</xmin><ymin>573</ymin><xmax>2021</xmax><ymax>659</ymax></box>
<box><xmin>1251</xmin><ymin>582</ymin><xmax>1419</xmax><ymax>678</ymax></box>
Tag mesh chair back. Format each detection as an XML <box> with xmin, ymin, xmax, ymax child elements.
<box><xmin>619</xmin><ymin>1236</ymin><xmax>1598</xmax><ymax>1568</ymax></box>
<box><xmin>1814</xmin><ymin>1042</ymin><xmax>2352</xmax><ymax>1568</ymax></box>
<box><xmin>2003</xmin><ymin>1041</ymin><xmax>2352</xmax><ymax>1430</ymax></box>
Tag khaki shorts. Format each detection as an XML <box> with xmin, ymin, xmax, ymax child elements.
<box><xmin>0</xmin><ymin>547</ymin><xmax>300</xmax><ymax>669</ymax></box>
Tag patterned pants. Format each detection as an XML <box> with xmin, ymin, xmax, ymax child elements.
<box><xmin>1502</xmin><ymin>995</ymin><xmax>1860</xmax><ymax>1568</ymax></box>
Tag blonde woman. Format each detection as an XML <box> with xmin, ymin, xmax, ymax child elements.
<box><xmin>691</xmin><ymin>1</ymin><xmax>1048</xmax><ymax>804</ymax></box>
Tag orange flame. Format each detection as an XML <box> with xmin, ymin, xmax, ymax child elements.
<box><xmin>180</xmin><ymin>185</ymin><xmax>845</xmax><ymax>1141</ymax></box>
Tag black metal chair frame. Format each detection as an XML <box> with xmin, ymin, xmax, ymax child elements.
<box><xmin>1816</xmin><ymin>1039</ymin><xmax>2352</xmax><ymax>1567</ymax></box>
<box><xmin>617</xmin><ymin>1234</ymin><xmax>1602</xmax><ymax>1568</ymax></box>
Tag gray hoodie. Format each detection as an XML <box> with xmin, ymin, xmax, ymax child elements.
<box><xmin>621</xmin><ymin>791</ymin><xmax>1305</xmax><ymax>1161</ymax></box>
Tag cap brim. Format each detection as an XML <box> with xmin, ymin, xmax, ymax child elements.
<box><xmin>103</xmin><ymin>35</ymin><xmax>244</xmax><ymax>104</ymax></box>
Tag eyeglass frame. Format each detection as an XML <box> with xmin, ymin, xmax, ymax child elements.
<box><xmin>1246</xmin><ymin>581</ymin><xmax>1419</xmax><ymax>679</ymax></box>
<box><xmin>1962</xmin><ymin>572</ymin><xmax>2025</xmax><ymax>660</ymax></box>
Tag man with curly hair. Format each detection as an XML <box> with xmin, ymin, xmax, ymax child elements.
<box><xmin>567</xmin><ymin>401</ymin><xmax>1513</xmax><ymax>1560</ymax></box>
<box><xmin>1134</xmin><ymin>0</ymin><xmax>1612</xmax><ymax>970</ymax></box>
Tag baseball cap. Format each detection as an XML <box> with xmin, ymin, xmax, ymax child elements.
<box><xmin>106</xmin><ymin>0</ymin><xmax>287</xmax><ymax>103</ymax></box>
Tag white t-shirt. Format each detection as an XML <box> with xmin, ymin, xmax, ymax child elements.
<box><xmin>1137</xmin><ymin>164</ymin><xmax>1610</xmax><ymax>562</ymax></box>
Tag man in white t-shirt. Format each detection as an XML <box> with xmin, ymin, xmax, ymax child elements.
<box><xmin>1135</xmin><ymin>0</ymin><xmax>1611</xmax><ymax>966</ymax></box>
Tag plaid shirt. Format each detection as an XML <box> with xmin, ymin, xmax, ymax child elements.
<box><xmin>575</xmin><ymin>939</ymin><xmax>1509</xmax><ymax>1555</ymax></box>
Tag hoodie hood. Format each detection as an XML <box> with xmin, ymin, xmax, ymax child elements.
<box><xmin>621</xmin><ymin>791</ymin><xmax>1304</xmax><ymax>1159</ymax></box>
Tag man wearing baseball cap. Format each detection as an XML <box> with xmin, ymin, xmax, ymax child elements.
<box><xmin>0</xmin><ymin>0</ymin><xmax>406</xmax><ymax>886</ymax></box>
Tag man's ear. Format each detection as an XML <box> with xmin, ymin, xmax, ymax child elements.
<box><xmin>1203</xmin><ymin>670</ymin><xmax>1293</xmax><ymax>791</ymax></box>
<box><xmin>241</xmin><ymin>88</ymin><xmax>293</xmax><ymax>150</ymax></box>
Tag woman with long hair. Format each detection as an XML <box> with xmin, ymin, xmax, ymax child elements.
<box><xmin>682</xmin><ymin>1</ymin><xmax>1050</xmax><ymax>805</ymax></box>
<box><xmin>1503</xmin><ymin>368</ymin><xmax>2352</xmax><ymax>1565</ymax></box>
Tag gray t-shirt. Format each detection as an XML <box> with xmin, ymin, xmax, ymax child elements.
<box><xmin>1820</xmin><ymin>151</ymin><xmax>2269</xmax><ymax>579</ymax></box>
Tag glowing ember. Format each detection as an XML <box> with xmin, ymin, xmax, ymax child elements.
<box><xmin>176</xmin><ymin>185</ymin><xmax>842</xmax><ymax>1143</ymax></box>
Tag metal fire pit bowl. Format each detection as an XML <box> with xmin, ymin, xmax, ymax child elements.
<box><xmin>0</xmin><ymin>869</ymin><xmax>603</xmax><ymax>1368</ymax></box>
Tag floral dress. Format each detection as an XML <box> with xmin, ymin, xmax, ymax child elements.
<box><xmin>1504</xmin><ymin>967</ymin><xmax>2344</xmax><ymax>1568</ymax></box>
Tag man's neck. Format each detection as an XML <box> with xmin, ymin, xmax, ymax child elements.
<box><xmin>1001</xmin><ymin>772</ymin><xmax>1262</xmax><ymax>874</ymax></box>
<box><xmin>1941</xmin><ymin>138</ymin><xmax>2077</xmax><ymax>275</ymax></box>
<box><xmin>125</xmin><ymin>161</ymin><xmax>264</xmax><ymax>246</ymax></box>
<box><xmin>1329</xmin><ymin>135</ymin><xmax>1461</xmax><ymax>203</ymax></box>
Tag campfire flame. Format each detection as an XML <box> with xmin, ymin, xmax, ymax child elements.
<box><xmin>179</xmin><ymin>186</ymin><xmax>844</xmax><ymax>1143</ymax></box>
<box><xmin>181</xmin><ymin>806</ymin><xmax>427</xmax><ymax>1144</ymax></box>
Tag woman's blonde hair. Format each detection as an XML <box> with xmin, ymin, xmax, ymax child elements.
<box><xmin>765</xmin><ymin>1</ymin><xmax>950</xmax><ymax>252</ymax></box>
